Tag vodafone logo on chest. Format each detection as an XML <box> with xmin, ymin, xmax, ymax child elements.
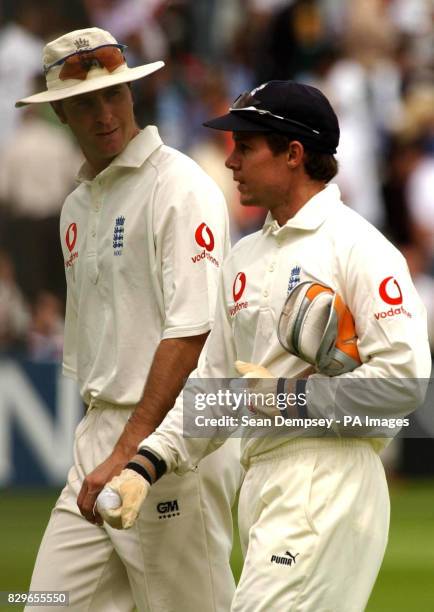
<box><xmin>375</xmin><ymin>276</ymin><xmax>412</xmax><ymax>320</ymax></box>
<box><xmin>191</xmin><ymin>222</ymin><xmax>219</xmax><ymax>267</ymax></box>
<box><xmin>229</xmin><ymin>272</ymin><xmax>248</xmax><ymax>317</ymax></box>
<box><xmin>65</xmin><ymin>222</ymin><xmax>79</xmax><ymax>268</ymax></box>
<box><xmin>233</xmin><ymin>272</ymin><xmax>246</xmax><ymax>302</ymax></box>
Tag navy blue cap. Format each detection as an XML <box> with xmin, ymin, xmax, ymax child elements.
<box><xmin>204</xmin><ymin>80</ymin><xmax>339</xmax><ymax>154</ymax></box>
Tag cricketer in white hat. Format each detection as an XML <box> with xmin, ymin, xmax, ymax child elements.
<box><xmin>17</xmin><ymin>27</ymin><xmax>242</xmax><ymax>612</ymax></box>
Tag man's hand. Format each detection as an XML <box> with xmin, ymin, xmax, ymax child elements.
<box><xmin>235</xmin><ymin>361</ymin><xmax>280</xmax><ymax>418</ymax></box>
<box><xmin>235</xmin><ymin>360</ymin><xmax>315</xmax><ymax>383</ymax></box>
<box><xmin>77</xmin><ymin>453</ymin><xmax>128</xmax><ymax>526</ymax></box>
<box><xmin>235</xmin><ymin>361</ymin><xmax>274</xmax><ymax>379</ymax></box>
<box><xmin>235</xmin><ymin>360</ymin><xmax>315</xmax><ymax>418</ymax></box>
<box><xmin>77</xmin><ymin>335</ymin><xmax>206</xmax><ymax>526</ymax></box>
<box><xmin>98</xmin><ymin>469</ymin><xmax>150</xmax><ymax>529</ymax></box>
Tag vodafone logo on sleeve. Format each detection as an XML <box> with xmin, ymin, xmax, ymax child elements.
<box><xmin>65</xmin><ymin>222</ymin><xmax>79</xmax><ymax>268</ymax></box>
<box><xmin>375</xmin><ymin>276</ymin><xmax>412</xmax><ymax>320</ymax></box>
<box><xmin>195</xmin><ymin>222</ymin><xmax>215</xmax><ymax>252</ymax></box>
<box><xmin>66</xmin><ymin>223</ymin><xmax>77</xmax><ymax>252</ymax></box>
<box><xmin>230</xmin><ymin>272</ymin><xmax>248</xmax><ymax>317</ymax></box>
<box><xmin>379</xmin><ymin>276</ymin><xmax>403</xmax><ymax>305</ymax></box>
<box><xmin>191</xmin><ymin>222</ymin><xmax>219</xmax><ymax>267</ymax></box>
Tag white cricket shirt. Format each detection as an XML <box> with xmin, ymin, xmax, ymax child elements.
<box><xmin>143</xmin><ymin>184</ymin><xmax>432</xmax><ymax>469</ymax></box>
<box><xmin>60</xmin><ymin>126</ymin><xmax>230</xmax><ymax>405</ymax></box>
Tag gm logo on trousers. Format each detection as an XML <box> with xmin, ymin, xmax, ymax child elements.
<box><xmin>157</xmin><ymin>500</ymin><xmax>180</xmax><ymax>519</ymax></box>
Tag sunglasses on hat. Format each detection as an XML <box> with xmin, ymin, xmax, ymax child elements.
<box><xmin>44</xmin><ymin>44</ymin><xmax>126</xmax><ymax>81</ymax></box>
<box><xmin>230</xmin><ymin>91</ymin><xmax>321</xmax><ymax>136</ymax></box>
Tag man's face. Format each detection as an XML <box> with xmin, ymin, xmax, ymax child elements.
<box><xmin>54</xmin><ymin>83</ymin><xmax>138</xmax><ymax>172</ymax></box>
<box><xmin>225</xmin><ymin>133</ymin><xmax>291</xmax><ymax>210</ymax></box>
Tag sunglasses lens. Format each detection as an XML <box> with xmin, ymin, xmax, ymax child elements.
<box><xmin>231</xmin><ymin>92</ymin><xmax>259</xmax><ymax>110</ymax></box>
<box><xmin>58</xmin><ymin>47</ymin><xmax>125</xmax><ymax>81</ymax></box>
<box><xmin>229</xmin><ymin>91</ymin><xmax>320</xmax><ymax>136</ymax></box>
<box><xmin>95</xmin><ymin>47</ymin><xmax>125</xmax><ymax>72</ymax></box>
<box><xmin>59</xmin><ymin>54</ymin><xmax>87</xmax><ymax>80</ymax></box>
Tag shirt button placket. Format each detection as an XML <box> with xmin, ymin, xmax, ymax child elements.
<box><xmin>87</xmin><ymin>180</ymin><xmax>101</xmax><ymax>284</ymax></box>
<box><xmin>262</xmin><ymin>247</ymin><xmax>277</xmax><ymax>302</ymax></box>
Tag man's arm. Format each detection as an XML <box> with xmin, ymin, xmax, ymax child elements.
<box><xmin>99</xmin><ymin>266</ymin><xmax>241</xmax><ymax>529</ymax></box>
<box><xmin>282</xmin><ymin>235</ymin><xmax>432</xmax><ymax>450</ymax></box>
<box><xmin>77</xmin><ymin>333</ymin><xmax>208</xmax><ymax>524</ymax></box>
<box><xmin>85</xmin><ymin>159</ymin><xmax>230</xmax><ymax>524</ymax></box>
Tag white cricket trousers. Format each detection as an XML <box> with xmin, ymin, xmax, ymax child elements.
<box><xmin>232</xmin><ymin>438</ymin><xmax>390</xmax><ymax>612</ymax></box>
<box><xmin>27</xmin><ymin>403</ymin><xmax>242</xmax><ymax>612</ymax></box>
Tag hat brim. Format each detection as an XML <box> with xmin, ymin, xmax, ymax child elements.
<box><xmin>15</xmin><ymin>61</ymin><xmax>164</xmax><ymax>107</ymax></box>
<box><xmin>203</xmin><ymin>111</ymin><xmax>274</xmax><ymax>132</ymax></box>
<box><xmin>204</xmin><ymin>110</ymin><xmax>338</xmax><ymax>154</ymax></box>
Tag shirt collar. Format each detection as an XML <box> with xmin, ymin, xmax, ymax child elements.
<box><xmin>77</xmin><ymin>125</ymin><xmax>163</xmax><ymax>183</ymax></box>
<box><xmin>262</xmin><ymin>184</ymin><xmax>342</xmax><ymax>235</ymax></box>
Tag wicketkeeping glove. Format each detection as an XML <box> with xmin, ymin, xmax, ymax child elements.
<box><xmin>277</xmin><ymin>281</ymin><xmax>361</xmax><ymax>376</ymax></box>
<box><xmin>98</xmin><ymin>469</ymin><xmax>150</xmax><ymax>530</ymax></box>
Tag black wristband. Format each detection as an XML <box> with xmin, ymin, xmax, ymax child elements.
<box><xmin>138</xmin><ymin>448</ymin><xmax>167</xmax><ymax>480</ymax></box>
<box><xmin>276</xmin><ymin>378</ymin><xmax>308</xmax><ymax>419</ymax></box>
<box><xmin>277</xmin><ymin>377</ymin><xmax>286</xmax><ymax>397</ymax></box>
<box><xmin>125</xmin><ymin>461</ymin><xmax>153</xmax><ymax>485</ymax></box>
<box><xmin>295</xmin><ymin>379</ymin><xmax>308</xmax><ymax>418</ymax></box>
<box><xmin>277</xmin><ymin>378</ymin><xmax>289</xmax><ymax>417</ymax></box>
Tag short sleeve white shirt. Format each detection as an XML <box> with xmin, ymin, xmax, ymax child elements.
<box><xmin>60</xmin><ymin>126</ymin><xmax>230</xmax><ymax>405</ymax></box>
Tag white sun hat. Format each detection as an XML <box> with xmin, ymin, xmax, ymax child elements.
<box><xmin>15</xmin><ymin>27</ymin><xmax>164</xmax><ymax>107</ymax></box>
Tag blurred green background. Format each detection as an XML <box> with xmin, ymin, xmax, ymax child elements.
<box><xmin>1</xmin><ymin>479</ymin><xmax>434</xmax><ymax>611</ymax></box>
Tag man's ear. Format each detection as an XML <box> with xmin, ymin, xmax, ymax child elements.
<box><xmin>50</xmin><ymin>101</ymin><xmax>67</xmax><ymax>124</ymax></box>
<box><xmin>287</xmin><ymin>141</ymin><xmax>304</xmax><ymax>168</ymax></box>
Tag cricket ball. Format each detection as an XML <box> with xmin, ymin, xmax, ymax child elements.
<box><xmin>96</xmin><ymin>487</ymin><xmax>121</xmax><ymax>513</ymax></box>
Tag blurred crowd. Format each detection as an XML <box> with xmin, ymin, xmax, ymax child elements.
<box><xmin>0</xmin><ymin>0</ymin><xmax>433</xmax><ymax>360</ymax></box>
